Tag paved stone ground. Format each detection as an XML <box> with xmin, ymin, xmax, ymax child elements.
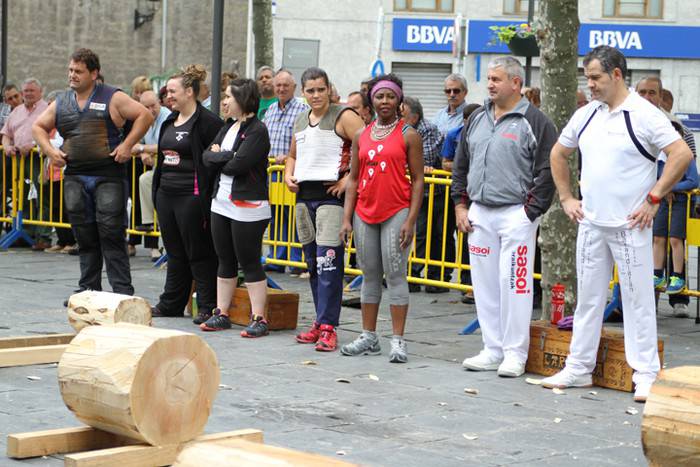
<box><xmin>1</xmin><ymin>247</ymin><xmax>699</xmax><ymax>466</ymax></box>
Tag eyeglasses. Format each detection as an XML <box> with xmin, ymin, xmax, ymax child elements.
<box><xmin>444</xmin><ymin>88</ymin><xmax>463</xmax><ymax>95</ymax></box>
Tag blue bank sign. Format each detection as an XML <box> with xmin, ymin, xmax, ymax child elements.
<box><xmin>393</xmin><ymin>17</ymin><xmax>700</xmax><ymax>59</ymax></box>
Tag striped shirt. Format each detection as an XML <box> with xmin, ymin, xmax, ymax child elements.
<box><xmin>264</xmin><ymin>97</ymin><xmax>309</xmax><ymax>157</ymax></box>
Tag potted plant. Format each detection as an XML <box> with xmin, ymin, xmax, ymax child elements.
<box><xmin>489</xmin><ymin>23</ymin><xmax>540</xmax><ymax>57</ymax></box>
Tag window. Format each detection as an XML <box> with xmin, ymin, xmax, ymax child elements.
<box><xmin>603</xmin><ymin>0</ymin><xmax>662</xmax><ymax>18</ymax></box>
<box><xmin>503</xmin><ymin>0</ymin><xmax>539</xmax><ymax>15</ymax></box>
<box><xmin>394</xmin><ymin>0</ymin><xmax>453</xmax><ymax>12</ymax></box>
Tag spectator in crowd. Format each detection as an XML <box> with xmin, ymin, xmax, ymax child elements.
<box><xmin>0</xmin><ymin>83</ymin><xmax>23</xmax><ymax>130</ymax></box>
<box><xmin>285</xmin><ymin>67</ymin><xmax>364</xmax><ymax>352</ymax></box>
<box><xmin>158</xmin><ymin>85</ymin><xmax>172</xmax><ymax>111</ymax></box>
<box><xmin>151</xmin><ymin>64</ymin><xmax>223</xmax><ymax>320</ymax></box>
<box><xmin>660</xmin><ymin>88</ymin><xmax>674</xmax><ymax>113</ymax></box>
<box><xmin>201</xmin><ymin>78</ymin><xmax>271</xmax><ymax>335</ymax></box>
<box><xmin>433</xmin><ymin>73</ymin><xmax>468</xmax><ymax>135</ymax></box>
<box><xmin>33</xmin><ymin>48</ymin><xmax>152</xmax><ymax>300</ymax></box>
<box><xmin>263</xmin><ymin>68</ymin><xmax>308</xmax><ymax>275</ymax></box>
<box><xmin>2</xmin><ymin>78</ymin><xmax>51</xmax><ymax>250</ymax></box>
<box><xmin>452</xmin><ymin>56</ymin><xmax>556</xmax><ymax>378</ymax></box>
<box><xmin>256</xmin><ymin>65</ymin><xmax>277</xmax><ymax>119</ymax></box>
<box><xmin>544</xmin><ymin>46</ymin><xmax>691</xmax><ymax>402</ymax></box>
<box><xmin>402</xmin><ymin>96</ymin><xmax>449</xmax><ymax>293</ymax></box>
<box><xmin>523</xmin><ymin>87</ymin><xmax>541</xmax><ymax>107</ymax></box>
<box><xmin>200</xmin><ymin>74</ymin><xmax>212</xmax><ymax>110</ymax></box>
<box><xmin>440</xmin><ymin>103</ymin><xmax>483</xmax><ymax>303</ymax></box>
<box><xmin>130</xmin><ymin>76</ymin><xmax>152</xmax><ymax>101</ymax></box>
<box><xmin>134</xmin><ymin>90</ymin><xmax>170</xmax><ymax>261</ymax></box>
<box><xmin>41</xmin><ymin>90</ymin><xmax>76</xmax><ymax>254</ymax></box>
<box><xmin>347</xmin><ymin>91</ymin><xmax>373</xmax><ymax>125</ymax></box>
<box><xmin>330</xmin><ymin>83</ymin><xmax>341</xmax><ymax>104</ymax></box>
<box><xmin>340</xmin><ymin>73</ymin><xmax>424</xmax><ymax>364</ymax></box>
<box><xmin>637</xmin><ymin>76</ymin><xmax>699</xmax><ymax>317</ymax></box>
<box><xmin>360</xmin><ymin>78</ymin><xmax>372</xmax><ymax>96</ymax></box>
<box><xmin>576</xmin><ymin>89</ymin><xmax>588</xmax><ymax>108</ymax></box>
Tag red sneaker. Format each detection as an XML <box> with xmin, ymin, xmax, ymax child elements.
<box><xmin>315</xmin><ymin>324</ymin><xmax>337</xmax><ymax>352</ymax></box>
<box><xmin>295</xmin><ymin>321</ymin><xmax>321</xmax><ymax>344</ymax></box>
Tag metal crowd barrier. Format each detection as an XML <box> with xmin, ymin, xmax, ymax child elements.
<box><xmin>2</xmin><ymin>148</ymin><xmax>696</xmax><ymax>326</ymax></box>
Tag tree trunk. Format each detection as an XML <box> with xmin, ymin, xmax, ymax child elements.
<box><xmin>253</xmin><ymin>0</ymin><xmax>273</xmax><ymax>70</ymax></box>
<box><xmin>58</xmin><ymin>323</ymin><xmax>220</xmax><ymax>446</ymax></box>
<box><xmin>536</xmin><ymin>0</ymin><xmax>580</xmax><ymax>319</ymax></box>
<box><xmin>67</xmin><ymin>291</ymin><xmax>152</xmax><ymax>332</ymax></box>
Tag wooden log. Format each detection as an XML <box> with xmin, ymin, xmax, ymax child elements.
<box><xmin>174</xmin><ymin>439</ymin><xmax>357</xmax><ymax>467</ymax></box>
<box><xmin>67</xmin><ymin>291</ymin><xmax>152</xmax><ymax>331</ymax></box>
<box><xmin>642</xmin><ymin>366</ymin><xmax>700</xmax><ymax>467</ymax></box>
<box><xmin>58</xmin><ymin>323</ymin><xmax>220</xmax><ymax>446</ymax></box>
<box><xmin>0</xmin><ymin>333</ymin><xmax>74</xmax><ymax>349</ymax></box>
<box><xmin>7</xmin><ymin>426</ymin><xmax>140</xmax><ymax>459</ymax></box>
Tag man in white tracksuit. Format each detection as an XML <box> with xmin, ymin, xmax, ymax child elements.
<box><xmin>544</xmin><ymin>46</ymin><xmax>692</xmax><ymax>402</ymax></box>
<box><xmin>451</xmin><ymin>57</ymin><xmax>557</xmax><ymax>377</ymax></box>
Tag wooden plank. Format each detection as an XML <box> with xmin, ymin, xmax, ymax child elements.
<box><xmin>64</xmin><ymin>429</ymin><xmax>264</xmax><ymax>467</ymax></box>
<box><xmin>7</xmin><ymin>426</ymin><xmax>140</xmax><ymax>459</ymax></box>
<box><xmin>0</xmin><ymin>333</ymin><xmax>74</xmax><ymax>349</ymax></box>
<box><xmin>0</xmin><ymin>344</ymin><xmax>69</xmax><ymax>368</ymax></box>
<box><xmin>174</xmin><ymin>439</ymin><xmax>357</xmax><ymax>467</ymax></box>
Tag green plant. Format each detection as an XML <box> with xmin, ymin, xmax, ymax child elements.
<box><xmin>489</xmin><ymin>23</ymin><xmax>536</xmax><ymax>45</ymax></box>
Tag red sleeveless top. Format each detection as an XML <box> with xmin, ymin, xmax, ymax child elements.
<box><xmin>355</xmin><ymin>120</ymin><xmax>412</xmax><ymax>224</ymax></box>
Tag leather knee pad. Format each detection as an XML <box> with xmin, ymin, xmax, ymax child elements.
<box><xmin>315</xmin><ymin>204</ymin><xmax>343</xmax><ymax>247</ymax></box>
<box><xmin>295</xmin><ymin>203</ymin><xmax>315</xmax><ymax>245</ymax></box>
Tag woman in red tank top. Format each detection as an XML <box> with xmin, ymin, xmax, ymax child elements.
<box><xmin>340</xmin><ymin>74</ymin><xmax>424</xmax><ymax>364</ymax></box>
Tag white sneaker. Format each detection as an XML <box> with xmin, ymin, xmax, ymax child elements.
<box><xmin>634</xmin><ymin>381</ymin><xmax>653</xmax><ymax>403</ymax></box>
<box><xmin>462</xmin><ymin>351</ymin><xmax>502</xmax><ymax>371</ymax></box>
<box><xmin>541</xmin><ymin>369</ymin><xmax>593</xmax><ymax>389</ymax></box>
<box><xmin>497</xmin><ymin>357</ymin><xmax>525</xmax><ymax>378</ymax></box>
<box><xmin>672</xmin><ymin>303</ymin><xmax>689</xmax><ymax>318</ymax></box>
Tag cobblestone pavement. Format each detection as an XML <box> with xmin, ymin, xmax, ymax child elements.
<box><xmin>1</xmin><ymin>247</ymin><xmax>698</xmax><ymax>466</ymax></box>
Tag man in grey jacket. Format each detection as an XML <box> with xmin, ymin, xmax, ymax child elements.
<box><xmin>452</xmin><ymin>56</ymin><xmax>557</xmax><ymax>377</ymax></box>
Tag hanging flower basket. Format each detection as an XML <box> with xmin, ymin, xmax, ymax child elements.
<box><xmin>507</xmin><ymin>35</ymin><xmax>540</xmax><ymax>57</ymax></box>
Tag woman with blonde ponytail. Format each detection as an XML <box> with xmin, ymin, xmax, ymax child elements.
<box><xmin>151</xmin><ymin>64</ymin><xmax>224</xmax><ymax>321</ymax></box>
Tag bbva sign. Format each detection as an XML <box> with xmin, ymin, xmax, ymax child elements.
<box><xmin>589</xmin><ymin>30</ymin><xmax>643</xmax><ymax>50</ymax></box>
<box><xmin>406</xmin><ymin>24</ymin><xmax>455</xmax><ymax>45</ymax></box>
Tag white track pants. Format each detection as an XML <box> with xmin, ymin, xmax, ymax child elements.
<box><xmin>468</xmin><ymin>203</ymin><xmax>540</xmax><ymax>363</ymax></box>
<box><xmin>565</xmin><ymin>222</ymin><xmax>660</xmax><ymax>386</ymax></box>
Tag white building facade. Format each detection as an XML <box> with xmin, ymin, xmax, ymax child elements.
<box><xmin>271</xmin><ymin>0</ymin><xmax>700</xmax><ymax>129</ymax></box>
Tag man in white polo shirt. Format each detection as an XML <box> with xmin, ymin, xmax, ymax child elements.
<box><xmin>543</xmin><ymin>46</ymin><xmax>692</xmax><ymax>402</ymax></box>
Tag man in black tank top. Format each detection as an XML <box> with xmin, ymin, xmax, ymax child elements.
<box><xmin>32</xmin><ymin>49</ymin><xmax>153</xmax><ymax>299</ymax></box>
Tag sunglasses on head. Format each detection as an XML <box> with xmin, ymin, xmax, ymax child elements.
<box><xmin>444</xmin><ymin>88</ymin><xmax>462</xmax><ymax>95</ymax></box>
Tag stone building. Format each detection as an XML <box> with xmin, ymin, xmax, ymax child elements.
<box><xmin>3</xmin><ymin>0</ymin><xmax>248</xmax><ymax>94</ymax></box>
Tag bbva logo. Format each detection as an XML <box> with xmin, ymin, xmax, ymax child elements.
<box><xmin>589</xmin><ymin>30</ymin><xmax>643</xmax><ymax>50</ymax></box>
<box><xmin>406</xmin><ymin>25</ymin><xmax>455</xmax><ymax>45</ymax></box>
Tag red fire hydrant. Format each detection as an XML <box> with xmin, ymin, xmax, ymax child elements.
<box><xmin>551</xmin><ymin>283</ymin><xmax>565</xmax><ymax>325</ymax></box>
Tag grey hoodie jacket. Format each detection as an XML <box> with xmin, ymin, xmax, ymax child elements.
<box><xmin>450</xmin><ymin>96</ymin><xmax>557</xmax><ymax>221</ymax></box>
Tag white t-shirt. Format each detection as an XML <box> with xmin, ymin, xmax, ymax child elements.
<box><xmin>559</xmin><ymin>92</ymin><xmax>680</xmax><ymax>228</ymax></box>
<box><xmin>211</xmin><ymin>122</ymin><xmax>271</xmax><ymax>222</ymax></box>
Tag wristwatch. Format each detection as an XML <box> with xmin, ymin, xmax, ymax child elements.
<box><xmin>646</xmin><ymin>192</ymin><xmax>661</xmax><ymax>205</ymax></box>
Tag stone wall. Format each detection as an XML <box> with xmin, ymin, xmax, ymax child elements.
<box><xmin>5</xmin><ymin>0</ymin><xmax>248</xmax><ymax>94</ymax></box>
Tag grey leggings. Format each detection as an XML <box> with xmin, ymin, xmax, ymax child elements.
<box><xmin>353</xmin><ymin>208</ymin><xmax>411</xmax><ymax>306</ymax></box>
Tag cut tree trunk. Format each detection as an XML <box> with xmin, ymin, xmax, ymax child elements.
<box><xmin>642</xmin><ymin>366</ymin><xmax>700</xmax><ymax>467</ymax></box>
<box><xmin>58</xmin><ymin>323</ymin><xmax>220</xmax><ymax>446</ymax></box>
<box><xmin>67</xmin><ymin>291</ymin><xmax>152</xmax><ymax>331</ymax></box>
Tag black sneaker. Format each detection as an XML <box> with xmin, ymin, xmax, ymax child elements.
<box><xmin>240</xmin><ymin>315</ymin><xmax>269</xmax><ymax>338</ymax></box>
<box><xmin>408</xmin><ymin>283</ymin><xmax>421</xmax><ymax>293</ymax></box>
<box><xmin>200</xmin><ymin>309</ymin><xmax>231</xmax><ymax>331</ymax></box>
<box><xmin>192</xmin><ymin>309</ymin><xmax>213</xmax><ymax>325</ymax></box>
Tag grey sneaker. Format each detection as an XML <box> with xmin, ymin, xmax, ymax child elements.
<box><xmin>340</xmin><ymin>333</ymin><xmax>381</xmax><ymax>356</ymax></box>
<box><xmin>672</xmin><ymin>303</ymin><xmax>689</xmax><ymax>318</ymax></box>
<box><xmin>389</xmin><ymin>338</ymin><xmax>407</xmax><ymax>363</ymax></box>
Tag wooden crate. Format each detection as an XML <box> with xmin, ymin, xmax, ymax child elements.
<box><xmin>525</xmin><ymin>320</ymin><xmax>665</xmax><ymax>392</ymax></box>
<box><xmin>228</xmin><ymin>287</ymin><xmax>299</xmax><ymax>330</ymax></box>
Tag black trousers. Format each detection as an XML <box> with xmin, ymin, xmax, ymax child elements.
<box><xmin>63</xmin><ymin>175</ymin><xmax>133</xmax><ymax>295</ymax></box>
<box><xmin>155</xmin><ymin>190</ymin><xmax>217</xmax><ymax>316</ymax></box>
<box><xmin>210</xmin><ymin>212</ymin><xmax>267</xmax><ymax>282</ymax></box>
<box><xmin>412</xmin><ymin>190</ymin><xmax>456</xmax><ymax>281</ymax></box>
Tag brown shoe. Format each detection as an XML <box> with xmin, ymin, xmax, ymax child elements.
<box><xmin>127</xmin><ymin>244</ymin><xmax>136</xmax><ymax>257</ymax></box>
<box><xmin>31</xmin><ymin>241</ymin><xmax>51</xmax><ymax>251</ymax></box>
<box><xmin>44</xmin><ymin>244</ymin><xmax>64</xmax><ymax>253</ymax></box>
<box><xmin>61</xmin><ymin>244</ymin><xmax>78</xmax><ymax>254</ymax></box>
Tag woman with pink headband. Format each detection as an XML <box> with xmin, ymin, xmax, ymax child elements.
<box><xmin>340</xmin><ymin>73</ymin><xmax>424</xmax><ymax>363</ymax></box>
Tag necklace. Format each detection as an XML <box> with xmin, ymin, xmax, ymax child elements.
<box><xmin>371</xmin><ymin>117</ymin><xmax>399</xmax><ymax>140</ymax></box>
